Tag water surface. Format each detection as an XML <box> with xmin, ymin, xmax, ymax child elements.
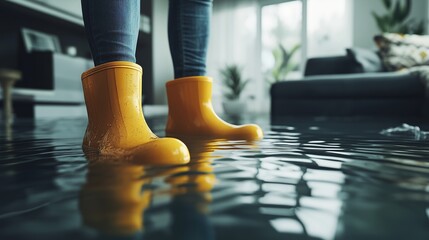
<box><xmin>1</xmin><ymin>116</ymin><xmax>429</xmax><ymax>240</ymax></box>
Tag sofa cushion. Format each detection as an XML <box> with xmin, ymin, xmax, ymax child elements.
<box><xmin>271</xmin><ymin>71</ymin><xmax>425</xmax><ymax>99</ymax></box>
<box><xmin>346</xmin><ymin>48</ymin><xmax>383</xmax><ymax>73</ymax></box>
<box><xmin>304</xmin><ymin>56</ymin><xmax>363</xmax><ymax>76</ymax></box>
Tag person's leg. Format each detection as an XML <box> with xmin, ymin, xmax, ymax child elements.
<box><xmin>80</xmin><ymin>0</ymin><xmax>190</xmax><ymax>163</ymax></box>
<box><xmin>166</xmin><ymin>0</ymin><xmax>263</xmax><ymax>141</ymax></box>
<box><xmin>81</xmin><ymin>0</ymin><xmax>139</xmax><ymax>65</ymax></box>
<box><xmin>168</xmin><ymin>0</ymin><xmax>212</xmax><ymax>78</ymax></box>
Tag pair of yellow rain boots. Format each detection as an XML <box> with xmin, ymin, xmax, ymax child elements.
<box><xmin>81</xmin><ymin>61</ymin><xmax>263</xmax><ymax>164</ymax></box>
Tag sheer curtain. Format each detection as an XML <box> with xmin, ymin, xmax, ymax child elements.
<box><xmin>207</xmin><ymin>0</ymin><xmax>263</xmax><ymax>113</ymax></box>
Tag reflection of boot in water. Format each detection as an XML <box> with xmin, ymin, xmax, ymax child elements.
<box><xmin>165</xmin><ymin>138</ymin><xmax>217</xmax><ymax>195</ymax></box>
<box><xmin>166</xmin><ymin>139</ymin><xmax>217</xmax><ymax>240</ymax></box>
<box><xmin>79</xmin><ymin>163</ymin><xmax>151</xmax><ymax>236</ymax></box>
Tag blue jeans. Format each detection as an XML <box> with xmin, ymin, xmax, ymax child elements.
<box><xmin>81</xmin><ymin>0</ymin><xmax>212</xmax><ymax>78</ymax></box>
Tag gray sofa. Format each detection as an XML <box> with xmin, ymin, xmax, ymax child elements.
<box><xmin>271</xmin><ymin>50</ymin><xmax>428</xmax><ymax>118</ymax></box>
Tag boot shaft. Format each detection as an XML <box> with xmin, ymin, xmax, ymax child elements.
<box><xmin>166</xmin><ymin>76</ymin><xmax>214</xmax><ymax>118</ymax></box>
<box><xmin>82</xmin><ymin>61</ymin><xmax>144</xmax><ymax>126</ymax></box>
<box><xmin>81</xmin><ymin>61</ymin><xmax>153</xmax><ymax>149</ymax></box>
<box><xmin>166</xmin><ymin>76</ymin><xmax>222</xmax><ymax>134</ymax></box>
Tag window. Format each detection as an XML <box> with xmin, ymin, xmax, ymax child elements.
<box><xmin>262</xmin><ymin>1</ymin><xmax>303</xmax><ymax>81</ymax></box>
<box><xmin>307</xmin><ymin>0</ymin><xmax>352</xmax><ymax>57</ymax></box>
<box><xmin>260</xmin><ymin>0</ymin><xmax>352</xmax><ymax>79</ymax></box>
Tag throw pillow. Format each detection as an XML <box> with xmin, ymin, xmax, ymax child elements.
<box><xmin>346</xmin><ymin>48</ymin><xmax>383</xmax><ymax>73</ymax></box>
<box><xmin>374</xmin><ymin>33</ymin><xmax>429</xmax><ymax>71</ymax></box>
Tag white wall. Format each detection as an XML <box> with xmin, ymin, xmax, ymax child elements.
<box><xmin>353</xmin><ymin>0</ymin><xmax>428</xmax><ymax>49</ymax></box>
<box><xmin>152</xmin><ymin>0</ymin><xmax>174</xmax><ymax>105</ymax></box>
<box><xmin>426</xmin><ymin>0</ymin><xmax>429</xmax><ymax>34</ymax></box>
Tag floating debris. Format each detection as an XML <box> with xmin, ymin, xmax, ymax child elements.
<box><xmin>381</xmin><ymin>123</ymin><xmax>428</xmax><ymax>140</ymax></box>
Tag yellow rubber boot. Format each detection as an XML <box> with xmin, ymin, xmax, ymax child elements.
<box><xmin>165</xmin><ymin>76</ymin><xmax>263</xmax><ymax>140</ymax></box>
<box><xmin>81</xmin><ymin>61</ymin><xmax>190</xmax><ymax>165</ymax></box>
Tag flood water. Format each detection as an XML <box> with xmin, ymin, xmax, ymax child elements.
<box><xmin>1</xmin><ymin>116</ymin><xmax>429</xmax><ymax>240</ymax></box>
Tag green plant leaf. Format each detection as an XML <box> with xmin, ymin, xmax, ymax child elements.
<box><xmin>415</xmin><ymin>21</ymin><xmax>425</xmax><ymax>35</ymax></box>
<box><xmin>393</xmin><ymin>0</ymin><xmax>409</xmax><ymax>22</ymax></box>
<box><xmin>372</xmin><ymin>12</ymin><xmax>385</xmax><ymax>32</ymax></box>
<box><xmin>392</xmin><ymin>0</ymin><xmax>401</xmax><ymax>21</ymax></box>
<box><xmin>267</xmin><ymin>43</ymin><xmax>301</xmax><ymax>83</ymax></box>
<box><xmin>237</xmin><ymin>79</ymin><xmax>249</xmax><ymax>95</ymax></box>
<box><xmin>219</xmin><ymin>64</ymin><xmax>248</xmax><ymax>99</ymax></box>
<box><xmin>397</xmin><ymin>23</ymin><xmax>409</xmax><ymax>34</ymax></box>
<box><xmin>402</xmin><ymin>0</ymin><xmax>412</xmax><ymax>21</ymax></box>
<box><xmin>407</xmin><ymin>19</ymin><xmax>425</xmax><ymax>35</ymax></box>
<box><xmin>372</xmin><ymin>0</ymin><xmax>418</xmax><ymax>34</ymax></box>
<box><xmin>382</xmin><ymin>0</ymin><xmax>392</xmax><ymax>9</ymax></box>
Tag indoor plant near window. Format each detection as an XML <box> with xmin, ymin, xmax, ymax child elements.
<box><xmin>266</xmin><ymin>43</ymin><xmax>300</xmax><ymax>85</ymax></box>
<box><xmin>220</xmin><ymin>64</ymin><xmax>249</xmax><ymax>117</ymax></box>
<box><xmin>372</xmin><ymin>0</ymin><xmax>424</xmax><ymax>34</ymax></box>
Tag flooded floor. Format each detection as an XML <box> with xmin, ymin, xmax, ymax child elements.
<box><xmin>1</xmin><ymin>116</ymin><xmax>429</xmax><ymax>240</ymax></box>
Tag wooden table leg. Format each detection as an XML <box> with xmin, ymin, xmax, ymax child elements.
<box><xmin>0</xmin><ymin>69</ymin><xmax>22</xmax><ymax>126</ymax></box>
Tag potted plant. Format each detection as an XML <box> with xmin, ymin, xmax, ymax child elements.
<box><xmin>220</xmin><ymin>64</ymin><xmax>249</xmax><ymax>117</ymax></box>
<box><xmin>372</xmin><ymin>0</ymin><xmax>424</xmax><ymax>34</ymax></box>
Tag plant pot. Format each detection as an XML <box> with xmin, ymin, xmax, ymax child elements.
<box><xmin>222</xmin><ymin>99</ymin><xmax>247</xmax><ymax>117</ymax></box>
